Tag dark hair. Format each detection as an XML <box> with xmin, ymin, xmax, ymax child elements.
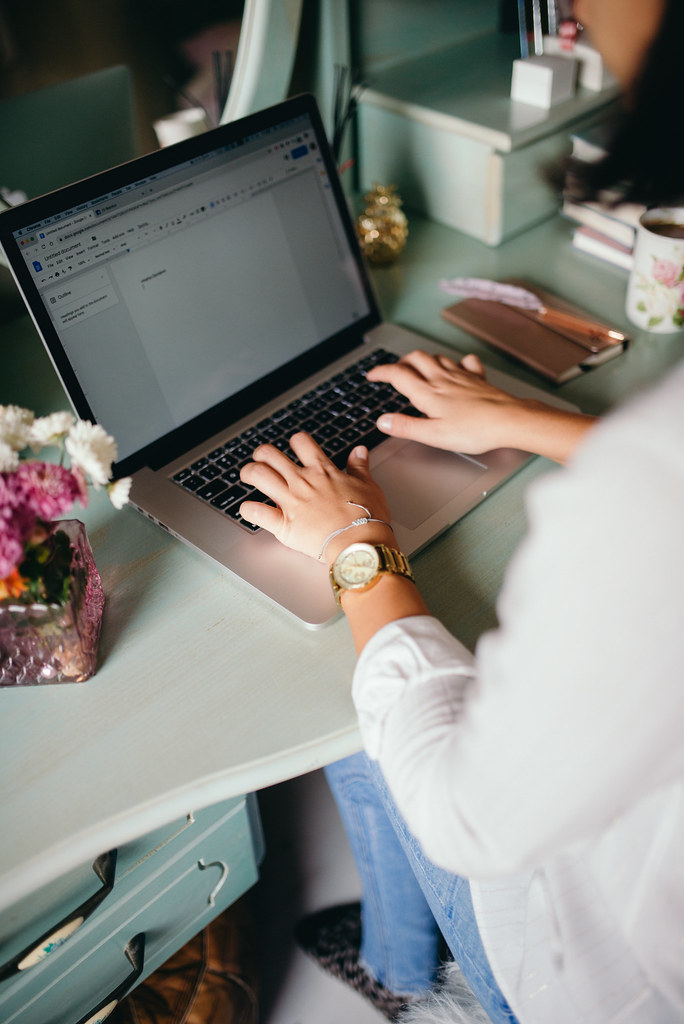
<box><xmin>565</xmin><ymin>0</ymin><xmax>684</xmax><ymax>207</ymax></box>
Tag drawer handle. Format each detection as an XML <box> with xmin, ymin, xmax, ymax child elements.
<box><xmin>73</xmin><ymin>932</ymin><xmax>145</xmax><ymax>1024</ymax></box>
<box><xmin>197</xmin><ymin>857</ymin><xmax>229</xmax><ymax>906</ymax></box>
<box><xmin>0</xmin><ymin>849</ymin><xmax>117</xmax><ymax>981</ymax></box>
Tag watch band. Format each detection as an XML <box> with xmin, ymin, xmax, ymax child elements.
<box><xmin>375</xmin><ymin>544</ymin><xmax>414</xmax><ymax>579</ymax></box>
<box><xmin>330</xmin><ymin>543</ymin><xmax>415</xmax><ymax>606</ymax></box>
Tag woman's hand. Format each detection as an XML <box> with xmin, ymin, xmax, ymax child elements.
<box><xmin>239</xmin><ymin>433</ymin><xmax>395</xmax><ymax>562</ymax></box>
<box><xmin>240</xmin><ymin>432</ymin><xmax>429</xmax><ymax>651</ymax></box>
<box><xmin>368</xmin><ymin>351</ymin><xmax>597</xmax><ymax>464</ymax></box>
<box><xmin>368</xmin><ymin>351</ymin><xmax>522</xmax><ymax>454</ymax></box>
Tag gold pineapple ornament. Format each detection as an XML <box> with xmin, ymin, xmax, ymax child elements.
<box><xmin>356</xmin><ymin>184</ymin><xmax>408</xmax><ymax>264</ymax></box>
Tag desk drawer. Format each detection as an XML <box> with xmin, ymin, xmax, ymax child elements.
<box><xmin>0</xmin><ymin>796</ymin><xmax>261</xmax><ymax>1023</ymax></box>
<box><xmin>0</xmin><ymin>797</ymin><xmax>245</xmax><ymax>979</ymax></box>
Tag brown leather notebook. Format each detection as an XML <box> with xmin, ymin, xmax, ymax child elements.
<box><xmin>442</xmin><ymin>279</ymin><xmax>629</xmax><ymax>384</ymax></box>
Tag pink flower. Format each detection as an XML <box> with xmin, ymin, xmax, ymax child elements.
<box><xmin>651</xmin><ymin>258</ymin><xmax>681</xmax><ymax>289</ymax></box>
<box><xmin>0</xmin><ymin>473</ymin><xmax>21</xmax><ymax>514</ymax></box>
<box><xmin>0</xmin><ymin>524</ymin><xmax>24</xmax><ymax>579</ymax></box>
<box><xmin>13</xmin><ymin>462</ymin><xmax>86</xmax><ymax>521</ymax></box>
<box><xmin>0</xmin><ymin>481</ymin><xmax>34</xmax><ymax>577</ymax></box>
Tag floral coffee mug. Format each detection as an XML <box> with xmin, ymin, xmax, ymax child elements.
<box><xmin>626</xmin><ymin>207</ymin><xmax>684</xmax><ymax>333</ymax></box>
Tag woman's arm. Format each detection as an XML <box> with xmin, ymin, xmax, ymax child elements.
<box><xmin>368</xmin><ymin>351</ymin><xmax>597</xmax><ymax>465</ymax></box>
<box><xmin>352</xmin><ymin>408</ymin><xmax>684</xmax><ymax>876</ymax></box>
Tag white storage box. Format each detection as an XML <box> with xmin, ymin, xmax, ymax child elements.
<box><xmin>357</xmin><ymin>34</ymin><xmax>619</xmax><ymax>246</ymax></box>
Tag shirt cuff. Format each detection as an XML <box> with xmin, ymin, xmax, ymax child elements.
<box><xmin>352</xmin><ymin>615</ymin><xmax>476</xmax><ymax>758</ymax></box>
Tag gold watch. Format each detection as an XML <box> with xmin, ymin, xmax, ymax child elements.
<box><xmin>330</xmin><ymin>542</ymin><xmax>414</xmax><ymax>607</ymax></box>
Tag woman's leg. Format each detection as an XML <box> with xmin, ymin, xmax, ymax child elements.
<box><xmin>324</xmin><ymin>752</ymin><xmax>441</xmax><ymax>996</ymax></box>
<box><xmin>326</xmin><ymin>752</ymin><xmax>518</xmax><ymax>1024</ymax></box>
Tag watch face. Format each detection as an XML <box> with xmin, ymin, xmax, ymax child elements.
<box><xmin>333</xmin><ymin>543</ymin><xmax>381</xmax><ymax>590</ymax></box>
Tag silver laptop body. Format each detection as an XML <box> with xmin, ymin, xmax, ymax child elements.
<box><xmin>0</xmin><ymin>94</ymin><xmax>570</xmax><ymax>628</ymax></box>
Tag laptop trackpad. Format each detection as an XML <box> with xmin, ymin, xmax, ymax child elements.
<box><xmin>371</xmin><ymin>440</ymin><xmax>488</xmax><ymax>530</ymax></box>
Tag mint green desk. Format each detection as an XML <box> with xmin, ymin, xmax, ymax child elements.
<box><xmin>0</xmin><ymin>211</ymin><xmax>680</xmax><ymax>1021</ymax></box>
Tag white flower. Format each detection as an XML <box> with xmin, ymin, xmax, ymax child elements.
<box><xmin>65</xmin><ymin>421</ymin><xmax>117</xmax><ymax>487</ymax></box>
<box><xmin>0</xmin><ymin>404</ymin><xmax>34</xmax><ymax>451</ymax></box>
<box><xmin>0</xmin><ymin>440</ymin><xmax>19</xmax><ymax>472</ymax></box>
<box><xmin>29</xmin><ymin>411</ymin><xmax>75</xmax><ymax>450</ymax></box>
<box><xmin>107</xmin><ymin>476</ymin><xmax>132</xmax><ymax>509</ymax></box>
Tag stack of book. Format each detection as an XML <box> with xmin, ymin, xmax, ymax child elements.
<box><xmin>563</xmin><ymin>196</ymin><xmax>642</xmax><ymax>270</ymax></box>
<box><xmin>562</xmin><ymin>122</ymin><xmax>644</xmax><ymax>271</ymax></box>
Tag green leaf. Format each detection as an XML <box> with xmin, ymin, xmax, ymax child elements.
<box><xmin>648</xmin><ymin>316</ymin><xmax>664</xmax><ymax>328</ymax></box>
<box><xmin>18</xmin><ymin>528</ymin><xmax>73</xmax><ymax>605</ymax></box>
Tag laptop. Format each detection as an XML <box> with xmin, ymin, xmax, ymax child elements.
<box><xmin>0</xmin><ymin>93</ymin><xmax>572</xmax><ymax>628</ymax></box>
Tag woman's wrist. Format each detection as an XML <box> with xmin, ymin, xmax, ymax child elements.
<box><xmin>505</xmin><ymin>400</ymin><xmax>598</xmax><ymax>464</ymax></box>
<box><xmin>325</xmin><ymin>522</ymin><xmax>398</xmax><ymax>567</ymax></box>
<box><xmin>325</xmin><ymin>524</ymin><xmax>429</xmax><ymax>652</ymax></box>
<box><xmin>338</xmin><ymin>566</ymin><xmax>428</xmax><ymax>652</ymax></box>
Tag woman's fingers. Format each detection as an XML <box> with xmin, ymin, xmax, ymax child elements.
<box><xmin>287</xmin><ymin>430</ymin><xmax>333</xmax><ymax>467</ymax></box>
<box><xmin>366</xmin><ymin>350</ymin><xmax>433</xmax><ymax>391</ymax></box>
<box><xmin>374</xmin><ymin>410</ymin><xmax>417</xmax><ymax>439</ymax></box>
<box><xmin>458</xmin><ymin>353</ymin><xmax>486</xmax><ymax>378</ymax></box>
<box><xmin>240</xmin><ymin>444</ymin><xmax>292</xmax><ymax>500</ymax></box>
<box><xmin>238</xmin><ymin>497</ymin><xmax>283</xmax><ymax>532</ymax></box>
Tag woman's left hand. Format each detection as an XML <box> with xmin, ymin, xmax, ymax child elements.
<box><xmin>239</xmin><ymin>432</ymin><xmax>393</xmax><ymax>562</ymax></box>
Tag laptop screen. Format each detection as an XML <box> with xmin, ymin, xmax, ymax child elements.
<box><xmin>1</xmin><ymin>95</ymin><xmax>378</xmax><ymax>474</ymax></box>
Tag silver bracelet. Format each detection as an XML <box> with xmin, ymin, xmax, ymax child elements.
<box><xmin>318</xmin><ymin>502</ymin><xmax>391</xmax><ymax>561</ymax></box>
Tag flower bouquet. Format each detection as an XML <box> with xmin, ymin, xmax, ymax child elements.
<box><xmin>0</xmin><ymin>405</ymin><xmax>131</xmax><ymax>685</ymax></box>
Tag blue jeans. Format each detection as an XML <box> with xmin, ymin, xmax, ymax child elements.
<box><xmin>324</xmin><ymin>752</ymin><xmax>518</xmax><ymax>1024</ymax></box>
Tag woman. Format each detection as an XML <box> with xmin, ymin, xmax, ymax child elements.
<box><xmin>239</xmin><ymin>1</ymin><xmax>684</xmax><ymax>1021</ymax></box>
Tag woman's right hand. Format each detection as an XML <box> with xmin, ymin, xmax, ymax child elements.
<box><xmin>368</xmin><ymin>351</ymin><xmax>597</xmax><ymax>464</ymax></box>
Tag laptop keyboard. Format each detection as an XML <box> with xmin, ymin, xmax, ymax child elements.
<box><xmin>171</xmin><ymin>348</ymin><xmax>418</xmax><ymax>532</ymax></box>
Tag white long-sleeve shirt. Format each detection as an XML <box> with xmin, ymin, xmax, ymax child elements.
<box><xmin>352</xmin><ymin>361</ymin><xmax>684</xmax><ymax>1023</ymax></box>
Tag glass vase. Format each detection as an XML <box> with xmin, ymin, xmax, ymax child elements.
<box><xmin>0</xmin><ymin>520</ymin><xmax>105</xmax><ymax>686</ymax></box>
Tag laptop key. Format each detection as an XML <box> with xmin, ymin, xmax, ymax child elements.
<box><xmin>328</xmin><ymin>427</ymin><xmax>387</xmax><ymax>468</ymax></box>
<box><xmin>299</xmin><ymin>417</ymin><xmax>322</xmax><ymax>434</ymax></box>
<box><xmin>229</xmin><ymin>443</ymin><xmax>252</xmax><ymax>460</ymax></box>
<box><xmin>339</xmin><ymin>425</ymin><xmax>364</xmax><ymax>443</ymax></box>
<box><xmin>323</xmin><ymin>436</ymin><xmax>346</xmax><ymax>455</ymax></box>
<box><xmin>210</xmin><ymin>483</ymin><xmax>249</xmax><ymax>510</ymax></box>
<box><xmin>215</xmin><ymin>452</ymin><xmax>238</xmax><ymax>471</ymax></box>
<box><xmin>197</xmin><ymin>478</ymin><xmax>230</xmax><ymax>501</ymax></box>
<box><xmin>328</xmin><ymin>398</ymin><xmax>353</xmax><ymax>416</ymax></box>
<box><xmin>178</xmin><ymin>474</ymin><xmax>205</xmax><ymax>492</ymax></box>
<box><xmin>304</xmin><ymin>397</ymin><xmax>327</xmax><ymax>413</ymax></box>
<box><xmin>355</xmin><ymin>418</ymin><xmax>376</xmax><ymax>433</ymax></box>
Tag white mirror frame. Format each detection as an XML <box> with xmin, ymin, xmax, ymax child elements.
<box><xmin>220</xmin><ymin>0</ymin><xmax>304</xmax><ymax>123</ymax></box>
